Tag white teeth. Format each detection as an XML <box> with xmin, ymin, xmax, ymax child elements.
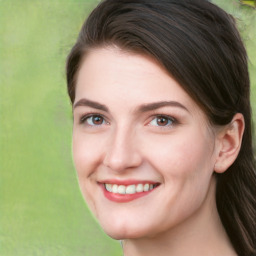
<box><xmin>144</xmin><ymin>183</ymin><xmax>149</xmax><ymax>191</ymax></box>
<box><xmin>112</xmin><ymin>184</ymin><xmax>118</xmax><ymax>193</ymax></box>
<box><xmin>104</xmin><ymin>183</ymin><xmax>157</xmax><ymax>194</ymax></box>
<box><xmin>136</xmin><ymin>184</ymin><xmax>143</xmax><ymax>193</ymax></box>
<box><xmin>126</xmin><ymin>185</ymin><xmax>136</xmax><ymax>194</ymax></box>
<box><xmin>105</xmin><ymin>184</ymin><xmax>112</xmax><ymax>192</ymax></box>
<box><xmin>117</xmin><ymin>185</ymin><xmax>126</xmax><ymax>194</ymax></box>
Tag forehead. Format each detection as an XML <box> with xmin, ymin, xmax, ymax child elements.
<box><xmin>76</xmin><ymin>47</ymin><xmax>170</xmax><ymax>90</ymax></box>
<box><xmin>75</xmin><ymin>47</ymin><xmax>205</xmax><ymax>118</ymax></box>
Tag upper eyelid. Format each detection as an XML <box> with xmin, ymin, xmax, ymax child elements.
<box><xmin>78</xmin><ymin>113</ymin><xmax>109</xmax><ymax>124</ymax></box>
<box><xmin>148</xmin><ymin>114</ymin><xmax>177</xmax><ymax>121</ymax></box>
<box><xmin>75</xmin><ymin>111</ymin><xmax>106</xmax><ymax>118</ymax></box>
<box><xmin>75</xmin><ymin>111</ymin><xmax>180</xmax><ymax>125</ymax></box>
<box><xmin>74</xmin><ymin>107</ymin><xmax>111</xmax><ymax>120</ymax></box>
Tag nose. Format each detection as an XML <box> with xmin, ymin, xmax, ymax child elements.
<box><xmin>103</xmin><ymin>126</ymin><xmax>143</xmax><ymax>172</ymax></box>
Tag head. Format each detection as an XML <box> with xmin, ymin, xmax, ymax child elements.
<box><xmin>66</xmin><ymin>0</ymin><xmax>256</xmax><ymax>255</ymax></box>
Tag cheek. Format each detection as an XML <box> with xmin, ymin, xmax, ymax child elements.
<box><xmin>146</xmin><ymin>136</ymin><xmax>215</xmax><ymax>225</ymax></box>
<box><xmin>144</xmin><ymin>131</ymin><xmax>215</xmax><ymax>181</ymax></box>
<box><xmin>72</xmin><ymin>133</ymin><xmax>102</xmax><ymax>175</ymax></box>
<box><xmin>72</xmin><ymin>135</ymin><xmax>88</xmax><ymax>179</ymax></box>
<box><xmin>72</xmin><ymin>133</ymin><xmax>103</xmax><ymax>215</ymax></box>
<box><xmin>72</xmin><ymin>133</ymin><xmax>100</xmax><ymax>190</ymax></box>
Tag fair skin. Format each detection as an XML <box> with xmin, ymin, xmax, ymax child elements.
<box><xmin>72</xmin><ymin>47</ymin><xmax>244</xmax><ymax>256</ymax></box>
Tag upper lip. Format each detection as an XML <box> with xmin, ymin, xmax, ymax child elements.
<box><xmin>98</xmin><ymin>179</ymin><xmax>160</xmax><ymax>185</ymax></box>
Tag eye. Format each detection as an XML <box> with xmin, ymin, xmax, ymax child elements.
<box><xmin>80</xmin><ymin>114</ymin><xmax>107</xmax><ymax>126</ymax></box>
<box><xmin>149</xmin><ymin>115</ymin><xmax>175</xmax><ymax>127</ymax></box>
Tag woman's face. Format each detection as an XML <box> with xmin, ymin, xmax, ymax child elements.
<box><xmin>72</xmin><ymin>47</ymin><xmax>219</xmax><ymax>239</ymax></box>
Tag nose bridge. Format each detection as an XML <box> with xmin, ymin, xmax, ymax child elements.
<box><xmin>104</xmin><ymin>123</ymin><xmax>141</xmax><ymax>172</ymax></box>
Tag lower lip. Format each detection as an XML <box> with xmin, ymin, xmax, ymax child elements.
<box><xmin>101</xmin><ymin>184</ymin><xmax>156</xmax><ymax>203</ymax></box>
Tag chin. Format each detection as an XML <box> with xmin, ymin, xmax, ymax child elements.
<box><xmin>100</xmin><ymin>220</ymin><xmax>151</xmax><ymax>240</ymax></box>
<box><xmin>105</xmin><ymin>229</ymin><xmax>145</xmax><ymax>240</ymax></box>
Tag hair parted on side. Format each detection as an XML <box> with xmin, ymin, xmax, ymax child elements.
<box><xmin>66</xmin><ymin>0</ymin><xmax>256</xmax><ymax>255</ymax></box>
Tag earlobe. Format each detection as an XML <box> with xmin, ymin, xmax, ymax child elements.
<box><xmin>214</xmin><ymin>113</ymin><xmax>245</xmax><ymax>173</ymax></box>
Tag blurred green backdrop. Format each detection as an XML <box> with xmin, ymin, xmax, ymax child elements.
<box><xmin>0</xmin><ymin>1</ymin><xmax>255</xmax><ymax>255</ymax></box>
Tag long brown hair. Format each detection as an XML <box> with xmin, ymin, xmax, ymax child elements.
<box><xmin>66</xmin><ymin>0</ymin><xmax>256</xmax><ymax>255</ymax></box>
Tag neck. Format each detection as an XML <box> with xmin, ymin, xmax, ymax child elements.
<box><xmin>122</xmin><ymin>177</ymin><xmax>236</xmax><ymax>256</ymax></box>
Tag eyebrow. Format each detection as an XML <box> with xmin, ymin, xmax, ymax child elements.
<box><xmin>73</xmin><ymin>98</ymin><xmax>189</xmax><ymax>113</ymax></box>
<box><xmin>73</xmin><ymin>98</ymin><xmax>109</xmax><ymax>112</ymax></box>
<box><xmin>138</xmin><ymin>101</ymin><xmax>189</xmax><ymax>113</ymax></box>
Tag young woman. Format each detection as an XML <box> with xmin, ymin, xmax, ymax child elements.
<box><xmin>66</xmin><ymin>0</ymin><xmax>256</xmax><ymax>255</ymax></box>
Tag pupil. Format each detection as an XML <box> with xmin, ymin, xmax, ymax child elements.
<box><xmin>93</xmin><ymin>116</ymin><xmax>103</xmax><ymax>124</ymax></box>
<box><xmin>157</xmin><ymin>117</ymin><xmax>168</xmax><ymax>126</ymax></box>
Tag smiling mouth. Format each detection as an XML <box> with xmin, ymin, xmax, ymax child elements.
<box><xmin>104</xmin><ymin>183</ymin><xmax>159</xmax><ymax>195</ymax></box>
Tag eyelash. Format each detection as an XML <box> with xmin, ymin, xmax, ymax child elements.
<box><xmin>148</xmin><ymin>115</ymin><xmax>177</xmax><ymax>128</ymax></box>
<box><xmin>78</xmin><ymin>113</ymin><xmax>177</xmax><ymax>129</ymax></box>
<box><xmin>79</xmin><ymin>114</ymin><xmax>108</xmax><ymax>126</ymax></box>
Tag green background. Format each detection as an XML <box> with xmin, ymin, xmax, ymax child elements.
<box><xmin>0</xmin><ymin>1</ymin><xmax>255</xmax><ymax>255</ymax></box>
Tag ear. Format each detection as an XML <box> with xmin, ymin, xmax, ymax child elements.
<box><xmin>214</xmin><ymin>113</ymin><xmax>245</xmax><ymax>173</ymax></box>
